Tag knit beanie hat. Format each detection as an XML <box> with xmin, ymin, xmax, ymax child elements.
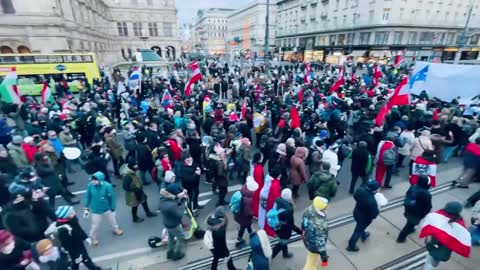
<box><xmin>444</xmin><ymin>201</ymin><xmax>463</xmax><ymax>215</ymax></box>
<box><xmin>12</xmin><ymin>135</ymin><xmax>23</xmax><ymax>145</ymax></box>
<box><xmin>313</xmin><ymin>196</ymin><xmax>329</xmax><ymax>211</ymax></box>
<box><xmin>276</xmin><ymin>143</ymin><xmax>286</xmax><ymax>155</ymax></box>
<box><xmin>56</xmin><ymin>205</ymin><xmax>74</xmax><ymax>219</ymax></box>
<box><xmin>0</xmin><ymin>230</ymin><xmax>13</xmax><ymax>247</ymax></box>
<box><xmin>366</xmin><ymin>179</ymin><xmax>380</xmax><ymax>192</ymax></box>
<box><xmin>165</xmin><ymin>183</ymin><xmax>183</xmax><ymax>195</ymax></box>
<box><xmin>164</xmin><ymin>170</ymin><xmax>176</xmax><ymax>183</ymax></box>
<box><xmin>246</xmin><ymin>176</ymin><xmax>259</xmax><ymax>192</ymax></box>
<box><xmin>36</xmin><ymin>239</ymin><xmax>53</xmax><ymax>255</ymax></box>
<box><xmin>281</xmin><ymin>188</ymin><xmax>293</xmax><ymax>202</ymax></box>
<box><xmin>214</xmin><ymin>206</ymin><xmax>226</xmax><ymax>219</ymax></box>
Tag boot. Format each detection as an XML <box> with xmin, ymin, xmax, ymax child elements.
<box><xmin>235</xmin><ymin>239</ymin><xmax>246</xmax><ymax>249</ymax></box>
<box><xmin>133</xmin><ymin>217</ymin><xmax>144</xmax><ymax>223</ymax></box>
<box><xmin>146</xmin><ymin>212</ymin><xmax>158</xmax><ymax>217</ymax></box>
<box><xmin>113</xmin><ymin>227</ymin><xmax>124</xmax><ymax>236</ymax></box>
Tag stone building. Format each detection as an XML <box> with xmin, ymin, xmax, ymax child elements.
<box><xmin>0</xmin><ymin>0</ymin><xmax>180</xmax><ymax>65</ymax></box>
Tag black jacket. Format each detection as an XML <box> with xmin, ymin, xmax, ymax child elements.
<box><xmin>275</xmin><ymin>197</ymin><xmax>302</xmax><ymax>240</ymax></box>
<box><xmin>145</xmin><ymin>129</ymin><xmax>161</xmax><ymax>150</ymax></box>
<box><xmin>0</xmin><ymin>237</ymin><xmax>31</xmax><ymax>270</ymax></box>
<box><xmin>207</xmin><ymin>215</ymin><xmax>230</xmax><ymax>258</ymax></box>
<box><xmin>350</xmin><ymin>146</ymin><xmax>370</xmax><ymax>176</ymax></box>
<box><xmin>177</xmin><ymin>162</ymin><xmax>200</xmax><ymax>189</ymax></box>
<box><xmin>404</xmin><ymin>184</ymin><xmax>432</xmax><ymax>225</ymax></box>
<box><xmin>2</xmin><ymin>202</ymin><xmax>49</xmax><ymax>242</ymax></box>
<box><xmin>136</xmin><ymin>144</ymin><xmax>154</xmax><ymax>171</ymax></box>
<box><xmin>353</xmin><ymin>187</ymin><xmax>379</xmax><ymax>224</ymax></box>
<box><xmin>56</xmin><ymin>217</ymin><xmax>89</xmax><ymax>257</ymax></box>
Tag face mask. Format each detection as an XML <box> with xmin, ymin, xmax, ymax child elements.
<box><xmin>1</xmin><ymin>241</ymin><xmax>15</xmax><ymax>254</ymax></box>
<box><xmin>39</xmin><ymin>247</ymin><xmax>60</xmax><ymax>263</ymax></box>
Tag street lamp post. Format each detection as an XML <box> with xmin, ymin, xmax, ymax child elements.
<box><xmin>264</xmin><ymin>0</ymin><xmax>270</xmax><ymax>66</ymax></box>
<box><xmin>454</xmin><ymin>0</ymin><xmax>475</xmax><ymax>64</ymax></box>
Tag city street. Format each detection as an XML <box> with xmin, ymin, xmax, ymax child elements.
<box><xmin>55</xmin><ymin>155</ymin><xmax>479</xmax><ymax>270</ymax></box>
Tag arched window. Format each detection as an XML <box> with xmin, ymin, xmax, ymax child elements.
<box><xmin>17</xmin><ymin>46</ymin><xmax>31</xmax><ymax>54</ymax></box>
<box><xmin>0</xmin><ymin>46</ymin><xmax>14</xmax><ymax>54</ymax></box>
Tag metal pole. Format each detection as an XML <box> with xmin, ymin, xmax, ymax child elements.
<box><xmin>454</xmin><ymin>0</ymin><xmax>474</xmax><ymax>64</ymax></box>
<box><xmin>265</xmin><ymin>0</ymin><xmax>270</xmax><ymax>66</ymax></box>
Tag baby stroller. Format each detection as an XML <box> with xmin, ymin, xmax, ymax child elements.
<box><xmin>148</xmin><ymin>198</ymin><xmax>205</xmax><ymax>248</ymax></box>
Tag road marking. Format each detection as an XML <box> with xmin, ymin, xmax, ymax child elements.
<box><xmin>93</xmin><ymin>247</ymin><xmax>152</xmax><ymax>263</ymax></box>
<box><xmin>198</xmin><ymin>184</ymin><xmax>242</xmax><ymax>198</ymax></box>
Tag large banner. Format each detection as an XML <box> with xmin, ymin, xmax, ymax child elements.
<box><xmin>410</xmin><ymin>61</ymin><xmax>480</xmax><ymax>103</ymax></box>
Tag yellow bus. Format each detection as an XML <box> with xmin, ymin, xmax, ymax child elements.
<box><xmin>0</xmin><ymin>53</ymin><xmax>101</xmax><ymax>96</ymax></box>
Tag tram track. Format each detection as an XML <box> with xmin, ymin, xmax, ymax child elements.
<box><xmin>180</xmin><ymin>181</ymin><xmax>455</xmax><ymax>270</ymax></box>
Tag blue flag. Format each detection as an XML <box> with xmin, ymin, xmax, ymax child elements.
<box><xmin>409</xmin><ymin>65</ymin><xmax>429</xmax><ymax>89</ymax></box>
<box><xmin>362</xmin><ymin>74</ymin><xmax>372</xmax><ymax>86</ymax></box>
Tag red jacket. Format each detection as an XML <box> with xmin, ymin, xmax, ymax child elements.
<box><xmin>167</xmin><ymin>138</ymin><xmax>182</xmax><ymax>161</ymax></box>
<box><xmin>21</xmin><ymin>143</ymin><xmax>38</xmax><ymax>164</ymax></box>
<box><xmin>252</xmin><ymin>164</ymin><xmax>264</xmax><ymax>218</ymax></box>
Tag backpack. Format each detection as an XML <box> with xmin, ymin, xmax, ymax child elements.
<box><xmin>382</xmin><ymin>149</ymin><xmax>396</xmax><ymax>166</ymax></box>
<box><xmin>44</xmin><ymin>222</ymin><xmax>72</xmax><ymax>248</ymax></box>
<box><xmin>266</xmin><ymin>204</ymin><xmax>285</xmax><ymax>231</ymax></box>
<box><xmin>229</xmin><ymin>191</ymin><xmax>243</xmax><ymax>215</ymax></box>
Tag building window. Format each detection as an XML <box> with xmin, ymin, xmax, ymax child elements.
<box><xmin>338</xmin><ymin>34</ymin><xmax>346</xmax><ymax>45</ymax></box>
<box><xmin>117</xmin><ymin>21</ymin><xmax>128</xmax><ymax>36</ymax></box>
<box><xmin>374</xmin><ymin>31</ymin><xmax>389</xmax><ymax>44</ymax></box>
<box><xmin>147</xmin><ymin>0</ymin><xmax>153</xmax><ymax>5</ymax></box>
<box><xmin>439</xmin><ymin>32</ymin><xmax>446</xmax><ymax>44</ymax></box>
<box><xmin>408</xmin><ymin>32</ymin><xmax>417</xmax><ymax>44</ymax></box>
<box><xmin>344</xmin><ymin>0</ymin><xmax>349</xmax><ymax>8</ymax></box>
<box><xmin>393</xmin><ymin>31</ymin><xmax>403</xmax><ymax>44</ymax></box>
<box><xmin>419</xmin><ymin>32</ymin><xmax>434</xmax><ymax>44</ymax></box>
<box><xmin>382</xmin><ymin>8</ymin><xmax>390</xmax><ymax>21</ymax></box>
<box><xmin>329</xmin><ymin>34</ymin><xmax>336</xmax><ymax>46</ymax></box>
<box><xmin>164</xmin><ymin>22</ymin><xmax>173</xmax><ymax>37</ymax></box>
<box><xmin>359</xmin><ymin>32</ymin><xmax>371</xmax><ymax>44</ymax></box>
<box><xmin>369</xmin><ymin>10</ymin><xmax>374</xmax><ymax>23</ymax></box>
<box><xmin>133</xmin><ymin>22</ymin><xmax>143</xmax><ymax>36</ymax></box>
<box><xmin>335</xmin><ymin>0</ymin><xmax>339</xmax><ymax>10</ymax></box>
<box><xmin>470</xmin><ymin>34</ymin><xmax>480</xmax><ymax>45</ymax></box>
<box><xmin>399</xmin><ymin>8</ymin><xmax>405</xmax><ymax>19</ymax></box>
<box><xmin>347</xmin><ymin>33</ymin><xmax>355</xmax><ymax>44</ymax></box>
<box><xmin>333</xmin><ymin>16</ymin><xmax>338</xmax><ymax>26</ymax></box>
<box><xmin>352</xmin><ymin>0</ymin><xmax>359</xmax><ymax>7</ymax></box>
<box><xmin>148</xmin><ymin>22</ymin><xmax>158</xmax><ymax>36</ymax></box>
<box><xmin>131</xmin><ymin>0</ymin><xmax>138</xmax><ymax>4</ymax></box>
<box><xmin>343</xmin><ymin>15</ymin><xmax>347</xmax><ymax>25</ymax></box>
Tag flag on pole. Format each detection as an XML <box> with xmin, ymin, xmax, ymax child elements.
<box><xmin>41</xmin><ymin>82</ymin><xmax>53</xmax><ymax>104</ymax></box>
<box><xmin>329</xmin><ymin>77</ymin><xmax>344</xmax><ymax>93</ymax></box>
<box><xmin>304</xmin><ymin>63</ymin><xmax>311</xmax><ymax>85</ymax></box>
<box><xmin>420</xmin><ymin>210</ymin><xmax>471</xmax><ymax>258</ymax></box>
<box><xmin>184</xmin><ymin>61</ymin><xmax>202</xmax><ymax>96</ymax></box>
<box><xmin>374</xmin><ymin>76</ymin><xmax>410</xmax><ymax>126</ymax></box>
<box><xmin>373</xmin><ymin>65</ymin><xmax>382</xmax><ymax>87</ymax></box>
<box><xmin>394</xmin><ymin>52</ymin><xmax>406</xmax><ymax>68</ymax></box>
<box><xmin>410</xmin><ymin>156</ymin><xmax>437</xmax><ymax>187</ymax></box>
<box><xmin>128</xmin><ymin>67</ymin><xmax>142</xmax><ymax>90</ymax></box>
<box><xmin>290</xmin><ymin>106</ymin><xmax>300</xmax><ymax>129</ymax></box>
<box><xmin>0</xmin><ymin>67</ymin><xmax>22</xmax><ymax>104</ymax></box>
<box><xmin>161</xmin><ymin>89</ymin><xmax>172</xmax><ymax>107</ymax></box>
<box><xmin>241</xmin><ymin>97</ymin><xmax>247</xmax><ymax>119</ymax></box>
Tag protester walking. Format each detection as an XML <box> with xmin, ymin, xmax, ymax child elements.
<box><xmin>302</xmin><ymin>197</ymin><xmax>330</xmax><ymax>270</ymax></box>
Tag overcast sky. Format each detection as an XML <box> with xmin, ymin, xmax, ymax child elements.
<box><xmin>175</xmin><ymin>0</ymin><xmax>246</xmax><ymax>25</ymax></box>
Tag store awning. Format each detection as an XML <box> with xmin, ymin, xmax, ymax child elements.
<box><xmin>348</xmin><ymin>50</ymin><xmax>366</xmax><ymax>57</ymax></box>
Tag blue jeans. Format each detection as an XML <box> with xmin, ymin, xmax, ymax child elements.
<box><xmin>443</xmin><ymin>145</ymin><xmax>457</xmax><ymax>163</ymax></box>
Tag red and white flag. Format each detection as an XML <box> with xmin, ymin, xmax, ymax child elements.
<box><xmin>330</xmin><ymin>64</ymin><xmax>345</xmax><ymax>93</ymax></box>
<box><xmin>394</xmin><ymin>51</ymin><xmax>406</xmax><ymax>68</ymax></box>
<box><xmin>373</xmin><ymin>64</ymin><xmax>382</xmax><ymax>87</ymax></box>
<box><xmin>409</xmin><ymin>156</ymin><xmax>437</xmax><ymax>187</ymax></box>
<box><xmin>184</xmin><ymin>61</ymin><xmax>202</xmax><ymax>96</ymax></box>
<box><xmin>240</xmin><ymin>97</ymin><xmax>247</xmax><ymax>119</ymax></box>
<box><xmin>41</xmin><ymin>82</ymin><xmax>53</xmax><ymax>104</ymax></box>
<box><xmin>290</xmin><ymin>106</ymin><xmax>300</xmax><ymax>129</ymax></box>
<box><xmin>420</xmin><ymin>210</ymin><xmax>471</xmax><ymax>257</ymax></box>
<box><xmin>304</xmin><ymin>63</ymin><xmax>311</xmax><ymax>85</ymax></box>
<box><xmin>374</xmin><ymin>76</ymin><xmax>410</xmax><ymax>126</ymax></box>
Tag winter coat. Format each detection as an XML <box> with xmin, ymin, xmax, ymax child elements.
<box><xmin>84</xmin><ymin>172</ymin><xmax>116</xmax><ymax>214</ymax></box>
<box><xmin>350</xmin><ymin>145</ymin><xmax>372</xmax><ymax>177</ymax></box>
<box><xmin>58</xmin><ymin>131</ymin><xmax>76</xmax><ymax>147</ymax></box>
<box><xmin>177</xmin><ymin>162</ymin><xmax>200</xmax><ymax>190</ymax></box>
<box><xmin>463</xmin><ymin>143</ymin><xmax>480</xmax><ymax>169</ymax></box>
<box><xmin>7</xmin><ymin>143</ymin><xmax>28</xmax><ymax>168</ymax></box>
<box><xmin>0</xmin><ymin>236</ymin><xmax>31</xmax><ymax>270</ymax></box>
<box><xmin>0</xmin><ymin>156</ymin><xmax>18</xmax><ymax>177</ymax></box>
<box><xmin>145</xmin><ymin>129</ymin><xmax>161</xmax><ymax>150</ymax></box>
<box><xmin>307</xmin><ymin>170</ymin><xmax>337</xmax><ymax>201</ymax></box>
<box><xmin>207</xmin><ymin>215</ymin><xmax>230</xmax><ymax>258</ymax></box>
<box><xmin>410</xmin><ymin>135</ymin><xmax>433</xmax><ymax>161</ymax></box>
<box><xmin>322</xmin><ymin>149</ymin><xmax>340</xmax><ymax>176</ymax></box>
<box><xmin>105</xmin><ymin>134</ymin><xmax>123</xmax><ymax>160</ymax></box>
<box><xmin>159</xmin><ymin>189</ymin><xmax>183</xmax><ymax>229</ymax></box>
<box><xmin>122</xmin><ymin>167</ymin><xmax>145</xmax><ymax>207</ymax></box>
<box><xmin>404</xmin><ymin>184</ymin><xmax>432</xmax><ymax>225</ymax></box>
<box><xmin>258</xmin><ymin>176</ymin><xmax>282</xmax><ymax>237</ymax></box>
<box><xmin>289</xmin><ymin>147</ymin><xmax>308</xmax><ymax>186</ymax></box>
<box><xmin>21</xmin><ymin>143</ymin><xmax>38</xmax><ymax>164</ymax></box>
<box><xmin>2</xmin><ymin>202</ymin><xmax>49</xmax><ymax>242</ymax></box>
<box><xmin>209</xmin><ymin>153</ymin><xmax>227</xmax><ymax>186</ymax></box>
<box><xmin>36</xmin><ymin>162</ymin><xmax>63</xmax><ymax>196</ymax></box>
<box><xmin>353</xmin><ymin>187</ymin><xmax>379</xmax><ymax>225</ymax></box>
<box><xmin>31</xmin><ymin>247</ymin><xmax>70</xmax><ymax>270</ymax></box>
<box><xmin>234</xmin><ymin>185</ymin><xmax>254</xmax><ymax>227</ymax></box>
<box><xmin>275</xmin><ymin>197</ymin><xmax>302</xmax><ymax>240</ymax></box>
<box><xmin>302</xmin><ymin>205</ymin><xmax>328</xmax><ymax>254</ymax></box>
<box><xmin>249</xmin><ymin>231</ymin><xmax>272</xmax><ymax>270</ymax></box>
<box><xmin>240</xmin><ymin>144</ymin><xmax>251</xmax><ymax>172</ymax></box>
<box><xmin>167</xmin><ymin>138</ymin><xmax>182</xmax><ymax>161</ymax></box>
<box><xmin>309</xmin><ymin>149</ymin><xmax>322</xmax><ymax>173</ymax></box>
<box><xmin>55</xmin><ymin>217</ymin><xmax>89</xmax><ymax>257</ymax></box>
<box><xmin>136</xmin><ymin>143</ymin><xmax>154</xmax><ymax>171</ymax></box>
<box><xmin>122</xmin><ymin>129</ymin><xmax>137</xmax><ymax>151</ymax></box>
